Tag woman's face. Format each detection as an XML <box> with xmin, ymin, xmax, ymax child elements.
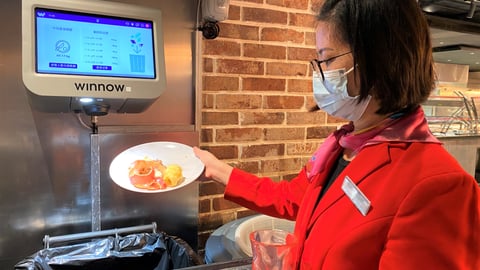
<box><xmin>315</xmin><ymin>21</ymin><xmax>360</xmax><ymax>96</ymax></box>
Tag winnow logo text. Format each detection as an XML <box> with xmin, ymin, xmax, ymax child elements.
<box><xmin>74</xmin><ymin>82</ymin><xmax>126</xmax><ymax>92</ymax></box>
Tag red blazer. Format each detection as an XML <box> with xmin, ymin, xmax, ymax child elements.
<box><xmin>225</xmin><ymin>142</ymin><xmax>480</xmax><ymax>269</ymax></box>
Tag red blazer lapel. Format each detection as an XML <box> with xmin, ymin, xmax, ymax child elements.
<box><xmin>294</xmin><ymin>147</ymin><xmax>342</xmax><ymax>242</ymax></box>
<box><xmin>307</xmin><ymin>144</ymin><xmax>392</xmax><ymax>228</ymax></box>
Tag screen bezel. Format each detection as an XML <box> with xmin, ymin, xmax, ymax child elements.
<box><xmin>22</xmin><ymin>0</ymin><xmax>166</xmax><ymax>101</ymax></box>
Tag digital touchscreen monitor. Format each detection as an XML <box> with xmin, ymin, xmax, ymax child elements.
<box><xmin>22</xmin><ymin>0</ymin><xmax>166</xmax><ymax>114</ymax></box>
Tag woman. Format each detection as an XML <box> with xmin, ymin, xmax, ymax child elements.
<box><xmin>194</xmin><ymin>0</ymin><xmax>480</xmax><ymax>269</ymax></box>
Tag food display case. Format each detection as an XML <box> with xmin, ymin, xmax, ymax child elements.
<box><xmin>423</xmin><ymin>92</ymin><xmax>480</xmax><ymax>184</ymax></box>
<box><xmin>423</xmin><ymin>92</ymin><xmax>480</xmax><ymax>136</ymax></box>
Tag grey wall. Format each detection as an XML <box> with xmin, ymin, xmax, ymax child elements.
<box><xmin>0</xmin><ymin>0</ymin><xmax>200</xmax><ymax>268</ymax></box>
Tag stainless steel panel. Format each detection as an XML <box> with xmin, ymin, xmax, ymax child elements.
<box><xmin>0</xmin><ymin>0</ymin><xmax>199</xmax><ymax>268</ymax></box>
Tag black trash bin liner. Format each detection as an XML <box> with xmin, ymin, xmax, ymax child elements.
<box><xmin>14</xmin><ymin>232</ymin><xmax>202</xmax><ymax>270</ymax></box>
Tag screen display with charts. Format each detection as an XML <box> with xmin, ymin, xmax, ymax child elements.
<box><xmin>35</xmin><ymin>8</ymin><xmax>156</xmax><ymax>79</ymax></box>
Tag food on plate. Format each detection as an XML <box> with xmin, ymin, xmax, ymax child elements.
<box><xmin>163</xmin><ymin>164</ymin><xmax>184</xmax><ymax>187</ymax></box>
<box><xmin>128</xmin><ymin>158</ymin><xmax>184</xmax><ymax>190</ymax></box>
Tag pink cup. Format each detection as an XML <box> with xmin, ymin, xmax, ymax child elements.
<box><xmin>249</xmin><ymin>229</ymin><xmax>298</xmax><ymax>270</ymax></box>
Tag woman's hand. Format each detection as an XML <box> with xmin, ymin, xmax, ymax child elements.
<box><xmin>193</xmin><ymin>147</ymin><xmax>233</xmax><ymax>186</ymax></box>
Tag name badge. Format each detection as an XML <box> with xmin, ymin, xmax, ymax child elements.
<box><xmin>341</xmin><ymin>176</ymin><xmax>371</xmax><ymax>216</ymax></box>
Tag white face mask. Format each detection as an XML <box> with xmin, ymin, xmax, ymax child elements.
<box><xmin>312</xmin><ymin>67</ymin><xmax>371</xmax><ymax>121</ymax></box>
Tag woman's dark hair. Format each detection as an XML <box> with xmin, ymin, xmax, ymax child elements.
<box><xmin>317</xmin><ymin>0</ymin><xmax>435</xmax><ymax>114</ymax></box>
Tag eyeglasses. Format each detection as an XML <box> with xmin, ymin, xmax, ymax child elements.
<box><xmin>310</xmin><ymin>51</ymin><xmax>351</xmax><ymax>81</ymax></box>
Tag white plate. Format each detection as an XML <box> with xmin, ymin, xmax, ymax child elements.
<box><xmin>109</xmin><ymin>141</ymin><xmax>204</xmax><ymax>193</ymax></box>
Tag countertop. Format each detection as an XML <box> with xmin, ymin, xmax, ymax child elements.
<box><xmin>181</xmin><ymin>258</ymin><xmax>252</xmax><ymax>270</ymax></box>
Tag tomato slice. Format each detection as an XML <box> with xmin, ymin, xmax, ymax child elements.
<box><xmin>129</xmin><ymin>160</ymin><xmax>155</xmax><ymax>188</ymax></box>
<box><xmin>128</xmin><ymin>159</ymin><xmax>171</xmax><ymax>190</ymax></box>
<box><xmin>155</xmin><ymin>178</ymin><xmax>167</xmax><ymax>189</ymax></box>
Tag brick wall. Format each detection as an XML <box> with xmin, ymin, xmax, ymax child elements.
<box><xmin>197</xmin><ymin>0</ymin><xmax>343</xmax><ymax>257</ymax></box>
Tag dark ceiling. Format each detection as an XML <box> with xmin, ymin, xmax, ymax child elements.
<box><xmin>420</xmin><ymin>0</ymin><xmax>480</xmax><ymax>72</ymax></box>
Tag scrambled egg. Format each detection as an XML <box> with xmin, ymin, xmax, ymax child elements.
<box><xmin>163</xmin><ymin>164</ymin><xmax>184</xmax><ymax>187</ymax></box>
